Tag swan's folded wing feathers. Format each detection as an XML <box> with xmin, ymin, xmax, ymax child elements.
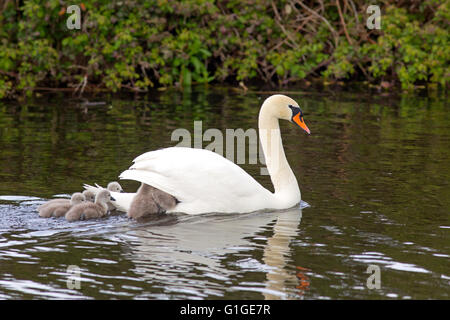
<box><xmin>132</xmin><ymin>148</ymin><xmax>173</xmax><ymax>163</ymax></box>
<box><xmin>120</xmin><ymin>147</ymin><xmax>273</xmax><ymax>213</ymax></box>
<box><xmin>119</xmin><ymin>169</ymin><xmax>182</xmax><ymax>201</ymax></box>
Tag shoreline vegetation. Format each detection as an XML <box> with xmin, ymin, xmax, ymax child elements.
<box><xmin>0</xmin><ymin>0</ymin><xmax>448</xmax><ymax>100</ymax></box>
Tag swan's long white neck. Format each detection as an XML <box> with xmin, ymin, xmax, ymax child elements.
<box><xmin>258</xmin><ymin>101</ymin><xmax>300</xmax><ymax>206</ymax></box>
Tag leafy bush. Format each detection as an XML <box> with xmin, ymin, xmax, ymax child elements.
<box><xmin>0</xmin><ymin>0</ymin><xmax>448</xmax><ymax>99</ymax></box>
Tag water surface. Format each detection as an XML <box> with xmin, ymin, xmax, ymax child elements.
<box><xmin>0</xmin><ymin>87</ymin><xmax>448</xmax><ymax>299</ymax></box>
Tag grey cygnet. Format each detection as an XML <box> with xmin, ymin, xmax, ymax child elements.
<box><xmin>127</xmin><ymin>183</ymin><xmax>178</xmax><ymax>220</ymax></box>
<box><xmin>106</xmin><ymin>181</ymin><xmax>124</xmax><ymax>193</ymax></box>
<box><xmin>65</xmin><ymin>189</ymin><xmax>115</xmax><ymax>222</ymax></box>
<box><xmin>82</xmin><ymin>189</ymin><xmax>96</xmax><ymax>202</ymax></box>
<box><xmin>38</xmin><ymin>193</ymin><xmax>85</xmax><ymax>218</ymax></box>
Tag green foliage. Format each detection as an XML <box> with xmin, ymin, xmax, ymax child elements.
<box><xmin>361</xmin><ymin>4</ymin><xmax>450</xmax><ymax>89</ymax></box>
<box><xmin>0</xmin><ymin>0</ymin><xmax>448</xmax><ymax>98</ymax></box>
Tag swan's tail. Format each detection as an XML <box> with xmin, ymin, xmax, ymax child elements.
<box><xmin>82</xmin><ymin>183</ymin><xmax>135</xmax><ymax>212</ymax></box>
<box><xmin>83</xmin><ymin>183</ymin><xmax>103</xmax><ymax>194</ymax></box>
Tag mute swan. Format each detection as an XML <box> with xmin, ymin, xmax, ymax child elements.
<box><xmin>38</xmin><ymin>192</ymin><xmax>85</xmax><ymax>218</ymax></box>
<box><xmin>87</xmin><ymin>94</ymin><xmax>310</xmax><ymax>215</ymax></box>
<box><xmin>65</xmin><ymin>190</ymin><xmax>115</xmax><ymax>221</ymax></box>
<box><xmin>127</xmin><ymin>183</ymin><xmax>178</xmax><ymax>220</ymax></box>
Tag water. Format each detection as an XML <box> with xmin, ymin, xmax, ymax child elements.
<box><xmin>0</xmin><ymin>87</ymin><xmax>448</xmax><ymax>299</ymax></box>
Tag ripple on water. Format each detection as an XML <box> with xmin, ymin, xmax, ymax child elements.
<box><xmin>0</xmin><ymin>279</ymin><xmax>85</xmax><ymax>299</ymax></box>
<box><xmin>350</xmin><ymin>251</ymin><xmax>431</xmax><ymax>274</ymax></box>
<box><xmin>0</xmin><ymin>187</ymin><xmax>446</xmax><ymax>300</ymax></box>
<box><xmin>82</xmin><ymin>258</ymin><xmax>118</xmax><ymax>264</ymax></box>
<box><xmin>0</xmin><ymin>196</ymin><xmax>42</xmax><ymax>202</ymax></box>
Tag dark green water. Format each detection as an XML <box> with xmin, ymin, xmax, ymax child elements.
<box><xmin>0</xmin><ymin>87</ymin><xmax>448</xmax><ymax>299</ymax></box>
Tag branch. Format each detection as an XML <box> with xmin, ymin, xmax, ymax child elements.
<box><xmin>73</xmin><ymin>75</ymin><xmax>88</xmax><ymax>97</ymax></box>
<box><xmin>271</xmin><ymin>1</ymin><xmax>299</xmax><ymax>49</ymax></box>
<box><xmin>336</xmin><ymin>0</ymin><xmax>352</xmax><ymax>45</ymax></box>
<box><xmin>347</xmin><ymin>0</ymin><xmax>360</xmax><ymax>30</ymax></box>
<box><xmin>295</xmin><ymin>0</ymin><xmax>339</xmax><ymax>47</ymax></box>
<box><xmin>305</xmin><ymin>57</ymin><xmax>333</xmax><ymax>77</ymax></box>
<box><xmin>0</xmin><ymin>70</ymin><xmax>18</xmax><ymax>78</ymax></box>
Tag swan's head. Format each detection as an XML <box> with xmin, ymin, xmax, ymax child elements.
<box><xmin>96</xmin><ymin>189</ymin><xmax>116</xmax><ymax>204</ymax></box>
<box><xmin>107</xmin><ymin>181</ymin><xmax>124</xmax><ymax>193</ymax></box>
<box><xmin>262</xmin><ymin>94</ymin><xmax>310</xmax><ymax>134</ymax></box>
<box><xmin>70</xmin><ymin>192</ymin><xmax>86</xmax><ymax>206</ymax></box>
<box><xmin>82</xmin><ymin>190</ymin><xmax>95</xmax><ymax>202</ymax></box>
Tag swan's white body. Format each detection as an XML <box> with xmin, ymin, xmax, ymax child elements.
<box><xmin>119</xmin><ymin>147</ymin><xmax>296</xmax><ymax>214</ymax></box>
<box><xmin>85</xmin><ymin>95</ymin><xmax>307</xmax><ymax>215</ymax></box>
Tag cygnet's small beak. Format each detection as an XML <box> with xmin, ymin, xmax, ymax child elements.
<box><xmin>293</xmin><ymin>113</ymin><xmax>311</xmax><ymax>135</ymax></box>
<box><xmin>110</xmin><ymin>196</ymin><xmax>116</xmax><ymax>202</ymax></box>
<box><xmin>120</xmin><ymin>190</ymin><xmax>125</xmax><ymax>193</ymax></box>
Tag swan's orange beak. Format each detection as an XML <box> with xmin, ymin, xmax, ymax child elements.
<box><xmin>293</xmin><ymin>113</ymin><xmax>310</xmax><ymax>134</ymax></box>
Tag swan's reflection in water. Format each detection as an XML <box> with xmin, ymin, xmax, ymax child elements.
<box><xmin>127</xmin><ymin>207</ymin><xmax>304</xmax><ymax>299</ymax></box>
<box><xmin>263</xmin><ymin>208</ymin><xmax>309</xmax><ymax>299</ymax></box>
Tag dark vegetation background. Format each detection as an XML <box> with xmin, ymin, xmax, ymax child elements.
<box><xmin>0</xmin><ymin>0</ymin><xmax>448</xmax><ymax>99</ymax></box>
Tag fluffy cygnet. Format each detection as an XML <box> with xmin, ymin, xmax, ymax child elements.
<box><xmin>82</xmin><ymin>189</ymin><xmax>95</xmax><ymax>202</ymax></box>
<box><xmin>127</xmin><ymin>183</ymin><xmax>178</xmax><ymax>220</ymax></box>
<box><xmin>106</xmin><ymin>181</ymin><xmax>123</xmax><ymax>211</ymax></box>
<box><xmin>106</xmin><ymin>181</ymin><xmax>124</xmax><ymax>193</ymax></box>
<box><xmin>65</xmin><ymin>189</ymin><xmax>115</xmax><ymax>222</ymax></box>
<box><xmin>38</xmin><ymin>193</ymin><xmax>85</xmax><ymax>218</ymax></box>
<box><xmin>38</xmin><ymin>198</ymin><xmax>67</xmax><ymax>211</ymax></box>
<box><xmin>85</xmin><ymin>181</ymin><xmax>123</xmax><ymax>211</ymax></box>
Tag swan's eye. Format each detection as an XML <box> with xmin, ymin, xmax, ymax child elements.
<box><xmin>288</xmin><ymin>104</ymin><xmax>303</xmax><ymax>120</ymax></box>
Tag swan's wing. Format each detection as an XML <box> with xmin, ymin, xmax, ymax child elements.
<box><xmin>119</xmin><ymin>147</ymin><xmax>273</xmax><ymax>214</ymax></box>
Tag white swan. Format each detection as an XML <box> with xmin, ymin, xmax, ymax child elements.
<box><xmin>88</xmin><ymin>94</ymin><xmax>310</xmax><ymax>215</ymax></box>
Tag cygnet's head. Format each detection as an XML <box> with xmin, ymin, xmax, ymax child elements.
<box><xmin>261</xmin><ymin>94</ymin><xmax>310</xmax><ymax>134</ymax></box>
<box><xmin>107</xmin><ymin>181</ymin><xmax>124</xmax><ymax>193</ymax></box>
<box><xmin>70</xmin><ymin>192</ymin><xmax>86</xmax><ymax>206</ymax></box>
<box><xmin>96</xmin><ymin>189</ymin><xmax>116</xmax><ymax>204</ymax></box>
<box><xmin>82</xmin><ymin>190</ymin><xmax>95</xmax><ymax>202</ymax></box>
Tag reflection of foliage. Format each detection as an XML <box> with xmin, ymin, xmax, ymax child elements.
<box><xmin>0</xmin><ymin>0</ymin><xmax>448</xmax><ymax>98</ymax></box>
